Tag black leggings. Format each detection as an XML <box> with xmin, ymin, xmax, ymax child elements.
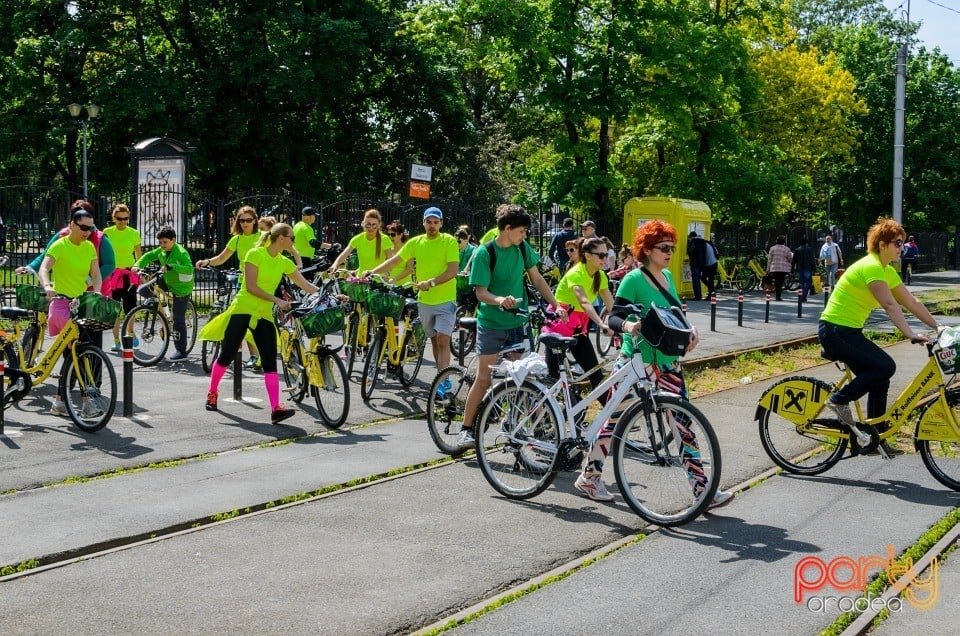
<box><xmin>546</xmin><ymin>332</ymin><xmax>606</xmax><ymax>405</ymax></box>
<box><xmin>217</xmin><ymin>314</ymin><xmax>278</xmax><ymax>373</ymax></box>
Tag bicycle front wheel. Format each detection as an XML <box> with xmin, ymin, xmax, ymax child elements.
<box><xmin>918</xmin><ymin>391</ymin><xmax>960</xmax><ymax>490</ymax></box>
<box><xmin>612</xmin><ymin>394</ymin><xmax>719</xmax><ymax>527</ymax></box>
<box><xmin>64</xmin><ymin>344</ymin><xmax>117</xmax><ymax>432</ymax></box>
<box><xmin>475</xmin><ymin>380</ymin><xmax>563</xmax><ymax>499</ymax></box>
<box><xmin>344</xmin><ymin>309</ymin><xmax>360</xmax><ymax>376</ymax></box>
<box><xmin>397</xmin><ymin>327</ymin><xmax>425</xmax><ymax>387</ymax></box>
<box><xmin>313</xmin><ymin>350</ymin><xmax>350</xmax><ymax>428</ymax></box>
<box><xmin>596</xmin><ymin>309</ymin><xmax>614</xmax><ymax>357</ymax></box>
<box><xmin>123</xmin><ymin>305</ymin><xmax>169</xmax><ymax>366</ymax></box>
<box><xmin>201</xmin><ymin>339</ymin><xmax>221</xmax><ymax>374</ymax></box>
<box><xmin>183</xmin><ymin>299</ymin><xmax>198</xmax><ymax>354</ymax></box>
<box><xmin>361</xmin><ymin>331</ymin><xmax>387</xmax><ymax>400</ymax></box>
<box><xmin>451</xmin><ymin>305</ymin><xmax>476</xmax><ymax>359</ymax></box>
<box><xmin>282</xmin><ymin>337</ymin><xmax>308</xmax><ymax>403</ymax></box>
<box><xmin>427</xmin><ymin>365</ymin><xmax>473</xmax><ymax>456</ymax></box>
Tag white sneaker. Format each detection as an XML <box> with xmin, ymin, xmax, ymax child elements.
<box><xmin>456</xmin><ymin>427</ymin><xmax>475</xmax><ymax>450</ymax></box>
<box><xmin>709</xmin><ymin>490</ymin><xmax>735</xmax><ymax>510</ymax></box>
<box><xmin>80</xmin><ymin>401</ymin><xmax>103</xmax><ymax>419</ymax></box>
<box><xmin>50</xmin><ymin>400</ymin><xmax>68</xmax><ymax>416</ymax></box>
<box><xmin>574</xmin><ymin>473</ymin><xmax>616</xmax><ymax>502</ymax></box>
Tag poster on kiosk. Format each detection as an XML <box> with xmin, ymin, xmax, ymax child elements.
<box><xmin>622</xmin><ymin>197</ymin><xmax>712</xmax><ymax>301</ymax></box>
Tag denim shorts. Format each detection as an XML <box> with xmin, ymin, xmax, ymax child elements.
<box><xmin>476</xmin><ymin>324</ymin><xmax>527</xmax><ymax>356</ymax></box>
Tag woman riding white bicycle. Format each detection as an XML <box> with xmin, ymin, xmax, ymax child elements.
<box><xmin>574</xmin><ymin>220</ymin><xmax>734</xmax><ymax>508</ymax></box>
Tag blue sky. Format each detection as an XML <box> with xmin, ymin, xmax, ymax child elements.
<box><xmin>884</xmin><ymin>0</ymin><xmax>960</xmax><ymax>63</ymax></box>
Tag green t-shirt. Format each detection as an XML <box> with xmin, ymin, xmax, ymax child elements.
<box><xmin>135</xmin><ymin>243</ymin><xmax>195</xmax><ymax>296</ymax></box>
<box><xmin>555</xmin><ymin>262</ymin><xmax>608</xmax><ymax>312</ymax></box>
<box><xmin>470</xmin><ymin>241</ymin><xmax>540</xmax><ymax>329</ymax></box>
<box><xmin>293</xmin><ymin>221</ymin><xmax>316</xmax><ymax>258</ymax></box>
<box><xmin>390</xmin><ymin>257</ymin><xmax>411</xmax><ymax>285</ymax></box>
<box><xmin>615</xmin><ymin>267</ymin><xmax>680</xmax><ymax>364</ymax></box>
<box><xmin>821</xmin><ymin>253</ymin><xmax>902</xmax><ymax>328</ymax></box>
<box><xmin>103</xmin><ymin>225</ymin><xmax>141</xmax><ymax>269</ymax></box>
<box><xmin>226</xmin><ymin>233</ymin><xmax>261</xmax><ymax>264</ymax></box>
<box><xmin>348</xmin><ymin>232</ymin><xmax>393</xmax><ymax>272</ymax></box>
<box><xmin>47</xmin><ymin>236</ymin><xmax>98</xmax><ymax>298</ymax></box>
<box><xmin>459</xmin><ymin>243</ymin><xmax>477</xmax><ymax>272</ymax></box>
<box><xmin>232</xmin><ymin>246</ymin><xmax>296</xmax><ymax>319</ymax></box>
<box><xmin>398</xmin><ymin>233</ymin><xmax>459</xmax><ymax>305</ymax></box>
<box><xmin>479</xmin><ymin>227</ymin><xmax>499</xmax><ymax>244</ymax></box>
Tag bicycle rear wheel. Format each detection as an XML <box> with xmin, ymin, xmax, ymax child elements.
<box><xmin>451</xmin><ymin>305</ymin><xmax>476</xmax><ymax>359</ymax></box>
<box><xmin>397</xmin><ymin>326</ymin><xmax>425</xmax><ymax>387</ymax></box>
<box><xmin>282</xmin><ymin>337</ymin><xmax>308</xmax><ymax>403</ymax></box>
<box><xmin>596</xmin><ymin>309</ymin><xmax>614</xmax><ymax>357</ymax></box>
<box><xmin>201</xmin><ymin>339</ymin><xmax>221</xmax><ymax>374</ymax></box>
<box><xmin>313</xmin><ymin>350</ymin><xmax>350</xmax><ymax>428</ymax></box>
<box><xmin>427</xmin><ymin>365</ymin><xmax>473</xmax><ymax>456</ymax></box>
<box><xmin>63</xmin><ymin>344</ymin><xmax>116</xmax><ymax>433</ymax></box>
<box><xmin>360</xmin><ymin>331</ymin><xmax>387</xmax><ymax>400</ymax></box>
<box><xmin>612</xmin><ymin>394</ymin><xmax>719</xmax><ymax>527</ymax></box>
<box><xmin>123</xmin><ymin>304</ymin><xmax>169</xmax><ymax>366</ymax></box>
<box><xmin>475</xmin><ymin>380</ymin><xmax>563</xmax><ymax>499</ymax></box>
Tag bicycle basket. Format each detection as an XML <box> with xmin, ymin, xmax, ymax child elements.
<box><xmin>16</xmin><ymin>285</ymin><xmax>50</xmax><ymax>312</ymax></box>
<box><xmin>345</xmin><ymin>253</ymin><xmax>359</xmax><ymax>270</ymax></box>
<box><xmin>640</xmin><ymin>304</ymin><xmax>693</xmax><ymax>357</ymax></box>
<box><xmin>455</xmin><ymin>274</ymin><xmax>473</xmax><ymax>295</ymax></box>
<box><xmin>342</xmin><ymin>280</ymin><xmax>372</xmax><ymax>304</ymax></box>
<box><xmin>75</xmin><ymin>292</ymin><xmax>122</xmax><ymax>330</ymax></box>
<box><xmin>367</xmin><ymin>291</ymin><xmax>404</xmax><ymax>318</ymax></box>
<box><xmin>301</xmin><ymin>306</ymin><xmax>345</xmax><ymax>339</ymax></box>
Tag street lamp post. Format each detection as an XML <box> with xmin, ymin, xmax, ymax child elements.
<box><xmin>68</xmin><ymin>103</ymin><xmax>100</xmax><ymax>199</ymax></box>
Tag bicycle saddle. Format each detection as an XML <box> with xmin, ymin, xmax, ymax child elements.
<box><xmin>538</xmin><ymin>333</ymin><xmax>577</xmax><ymax>351</ymax></box>
<box><xmin>0</xmin><ymin>306</ymin><xmax>31</xmax><ymax>320</ymax></box>
<box><xmin>457</xmin><ymin>317</ymin><xmax>478</xmax><ymax>331</ymax></box>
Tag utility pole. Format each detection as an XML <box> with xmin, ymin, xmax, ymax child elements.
<box><xmin>892</xmin><ymin>0</ymin><xmax>910</xmax><ymax>225</ymax></box>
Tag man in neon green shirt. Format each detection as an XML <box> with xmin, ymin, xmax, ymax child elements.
<box><xmin>293</xmin><ymin>206</ymin><xmax>318</xmax><ymax>263</ymax></box>
<box><xmin>366</xmin><ymin>207</ymin><xmax>459</xmax><ymax>390</ymax></box>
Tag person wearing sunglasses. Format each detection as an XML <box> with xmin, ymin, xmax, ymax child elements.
<box><xmin>820</xmin><ymin>218</ymin><xmax>938</xmax><ymax>457</ymax></box>
<box><xmin>329</xmin><ymin>208</ymin><xmax>393</xmax><ymax>273</ymax></box>
<box><xmin>103</xmin><ymin>203</ymin><xmax>142</xmax><ymax>351</ymax></box>
<box><xmin>385</xmin><ymin>220</ymin><xmax>413</xmax><ymax>284</ymax></box>
<box><xmin>38</xmin><ymin>207</ymin><xmax>104</xmax><ymax>416</ymax></box>
<box><xmin>455</xmin><ymin>226</ymin><xmax>476</xmax><ymax>273</ymax></box>
<box><xmin>574</xmin><ymin>220</ymin><xmax>734</xmax><ymax>508</ymax></box>
<box><xmin>197</xmin><ymin>205</ymin><xmax>263</xmax><ymax>368</ymax></box>
<box><xmin>563</xmin><ymin>238</ymin><xmax>583</xmax><ymax>272</ymax></box>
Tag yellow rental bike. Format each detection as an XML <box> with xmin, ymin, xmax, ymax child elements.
<box><xmin>341</xmin><ymin>275</ymin><xmax>380</xmax><ymax>377</ymax></box>
<box><xmin>360</xmin><ymin>281</ymin><xmax>426</xmax><ymax>401</ymax></box>
<box><xmin>2</xmin><ymin>286</ymin><xmax>119</xmax><ymax>432</ymax></box>
<box><xmin>756</xmin><ymin>328</ymin><xmax>960</xmax><ymax>490</ymax></box>
<box><xmin>278</xmin><ymin>294</ymin><xmax>350</xmax><ymax>428</ymax></box>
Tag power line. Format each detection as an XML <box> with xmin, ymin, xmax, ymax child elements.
<box><xmin>925</xmin><ymin>0</ymin><xmax>960</xmax><ymax>17</ymax></box>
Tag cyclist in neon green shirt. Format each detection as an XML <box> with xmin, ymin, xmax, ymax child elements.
<box><xmin>103</xmin><ymin>203</ymin><xmax>142</xmax><ymax>351</ymax></box>
<box><xmin>329</xmin><ymin>208</ymin><xmax>393</xmax><ymax>273</ymax></box>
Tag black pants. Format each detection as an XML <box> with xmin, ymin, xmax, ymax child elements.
<box><xmin>546</xmin><ymin>332</ymin><xmax>606</xmax><ymax>404</ymax></box>
<box><xmin>217</xmin><ymin>314</ymin><xmax>278</xmax><ymax>373</ymax></box>
<box><xmin>771</xmin><ymin>272</ymin><xmax>787</xmax><ymax>300</ymax></box>
<box><xmin>819</xmin><ymin>321</ymin><xmax>895</xmax><ymax>419</ymax></box>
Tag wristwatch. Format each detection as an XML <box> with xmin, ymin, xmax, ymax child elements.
<box><xmin>429</xmin><ymin>279</ymin><xmax>436</xmax><ymax>288</ymax></box>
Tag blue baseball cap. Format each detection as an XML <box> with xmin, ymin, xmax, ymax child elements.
<box><xmin>423</xmin><ymin>207</ymin><xmax>443</xmax><ymax>220</ymax></box>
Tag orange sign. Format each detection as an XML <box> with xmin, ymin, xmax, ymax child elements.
<box><xmin>409</xmin><ymin>181</ymin><xmax>431</xmax><ymax>199</ymax></box>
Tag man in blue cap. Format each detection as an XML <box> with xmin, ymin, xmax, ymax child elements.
<box><xmin>366</xmin><ymin>206</ymin><xmax>459</xmax><ymax>394</ymax></box>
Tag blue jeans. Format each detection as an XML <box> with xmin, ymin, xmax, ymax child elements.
<box><xmin>796</xmin><ymin>269</ymin><xmax>813</xmax><ymax>299</ymax></box>
<box><xmin>818</xmin><ymin>321</ymin><xmax>896</xmax><ymax>419</ymax></box>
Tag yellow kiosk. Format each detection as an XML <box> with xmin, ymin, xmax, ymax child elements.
<box><xmin>622</xmin><ymin>197</ymin><xmax>712</xmax><ymax>299</ymax></box>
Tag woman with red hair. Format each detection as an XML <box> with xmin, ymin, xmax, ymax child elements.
<box><xmin>572</xmin><ymin>220</ymin><xmax>733</xmax><ymax>509</ymax></box>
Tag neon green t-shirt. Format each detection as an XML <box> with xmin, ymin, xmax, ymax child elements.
<box><xmin>821</xmin><ymin>253</ymin><xmax>902</xmax><ymax>328</ymax></box>
<box><xmin>293</xmin><ymin>221</ymin><xmax>316</xmax><ymax>258</ymax></box>
<box><xmin>47</xmin><ymin>236</ymin><xmax>97</xmax><ymax>298</ymax></box>
<box><xmin>103</xmin><ymin>225</ymin><xmax>141</xmax><ymax>269</ymax></box>
<box><xmin>479</xmin><ymin>227</ymin><xmax>499</xmax><ymax>244</ymax></box>
<box><xmin>390</xmin><ymin>257</ymin><xmax>411</xmax><ymax>285</ymax></box>
<box><xmin>615</xmin><ymin>267</ymin><xmax>680</xmax><ymax>364</ymax></box>
<box><xmin>470</xmin><ymin>241</ymin><xmax>539</xmax><ymax>330</ymax></box>
<box><xmin>226</xmin><ymin>233</ymin><xmax>261</xmax><ymax>264</ymax></box>
<box><xmin>232</xmin><ymin>246</ymin><xmax>296</xmax><ymax>319</ymax></box>
<box><xmin>554</xmin><ymin>262</ymin><xmax>608</xmax><ymax>312</ymax></box>
<box><xmin>348</xmin><ymin>232</ymin><xmax>393</xmax><ymax>272</ymax></box>
<box><xmin>398</xmin><ymin>233</ymin><xmax>459</xmax><ymax>305</ymax></box>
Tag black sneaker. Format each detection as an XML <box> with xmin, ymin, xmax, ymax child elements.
<box><xmin>271</xmin><ymin>406</ymin><xmax>296</xmax><ymax>425</ymax></box>
<box><xmin>205</xmin><ymin>391</ymin><xmax>218</xmax><ymax>411</ymax></box>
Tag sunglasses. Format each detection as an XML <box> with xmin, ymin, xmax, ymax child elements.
<box><xmin>362</xmin><ymin>223</ymin><xmax>379</xmax><ymax>229</ymax></box>
<box><xmin>566</xmin><ymin>248</ymin><xmax>578</xmax><ymax>253</ymax></box>
<box><xmin>588</xmin><ymin>251</ymin><xmax>606</xmax><ymax>258</ymax></box>
<box><xmin>653</xmin><ymin>244</ymin><xmax>676</xmax><ymax>253</ymax></box>
<box><xmin>115</xmin><ymin>216</ymin><xmax>129</xmax><ymax>221</ymax></box>
<box><xmin>387</xmin><ymin>232</ymin><xmax>397</xmax><ymax>237</ymax></box>
<box><xmin>238</xmin><ymin>218</ymin><xmax>255</xmax><ymax>223</ymax></box>
<box><xmin>893</xmin><ymin>239</ymin><xmax>904</xmax><ymax>247</ymax></box>
<box><xmin>75</xmin><ymin>223</ymin><xmax>94</xmax><ymax>232</ymax></box>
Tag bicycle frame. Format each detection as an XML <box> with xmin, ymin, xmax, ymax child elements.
<box><xmin>377</xmin><ymin>313</ymin><xmax>419</xmax><ymax>366</ymax></box>
<box><xmin>22</xmin><ymin>319</ymin><xmax>85</xmax><ymax>384</ymax></box>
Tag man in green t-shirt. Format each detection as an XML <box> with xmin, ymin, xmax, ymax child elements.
<box><xmin>455</xmin><ymin>204</ymin><xmax>566</xmax><ymax>448</ymax></box>
<box><xmin>133</xmin><ymin>226</ymin><xmax>195</xmax><ymax>361</ymax></box>
<box><xmin>293</xmin><ymin>206</ymin><xmax>319</xmax><ymax>263</ymax></box>
<box><xmin>366</xmin><ymin>207</ymin><xmax>459</xmax><ymax>389</ymax></box>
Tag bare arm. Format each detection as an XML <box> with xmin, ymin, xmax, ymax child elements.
<box><xmin>90</xmin><ymin>259</ymin><xmax>102</xmax><ymax>294</ymax></box>
<box><xmin>39</xmin><ymin>255</ymin><xmax>56</xmax><ymax>297</ymax></box>
<box><xmin>890</xmin><ymin>283</ymin><xmax>938</xmax><ymax>331</ymax></box>
<box><xmin>527</xmin><ymin>267</ymin><xmax>567</xmax><ymax>320</ymax></box>
<box><xmin>572</xmin><ymin>285</ymin><xmax>610</xmax><ymax>333</ymax></box>
<box><xmin>871</xmin><ymin>280</ymin><xmax>934</xmax><ymax>341</ymax></box>
<box><xmin>198</xmin><ymin>246</ymin><xmax>235</xmax><ymax>269</ymax></box>
<box><xmin>289</xmin><ymin>269</ymin><xmax>319</xmax><ymax>295</ymax></box>
<box><xmin>329</xmin><ymin>245</ymin><xmax>353</xmax><ymax>271</ymax></box>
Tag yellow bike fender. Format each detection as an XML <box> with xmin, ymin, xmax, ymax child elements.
<box><xmin>916</xmin><ymin>388</ymin><xmax>960</xmax><ymax>442</ymax></box>
<box><xmin>755</xmin><ymin>376</ymin><xmax>834</xmax><ymax>425</ymax></box>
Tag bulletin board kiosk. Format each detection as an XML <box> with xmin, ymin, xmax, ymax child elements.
<box><xmin>622</xmin><ymin>197</ymin><xmax>712</xmax><ymax>299</ymax></box>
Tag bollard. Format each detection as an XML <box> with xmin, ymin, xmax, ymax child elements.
<box><xmin>824</xmin><ymin>285</ymin><xmax>830</xmax><ymax>306</ymax></box>
<box><xmin>737</xmin><ymin>294</ymin><xmax>744</xmax><ymax>327</ymax></box>
<box><xmin>681</xmin><ymin>302</ymin><xmax>688</xmax><ymax>316</ymax></box>
<box><xmin>710</xmin><ymin>296</ymin><xmax>717</xmax><ymax>332</ymax></box>
<box><xmin>122</xmin><ymin>335</ymin><xmax>134</xmax><ymax>417</ymax></box>
<box><xmin>765</xmin><ymin>294</ymin><xmax>771</xmax><ymax>323</ymax></box>
<box><xmin>233</xmin><ymin>350</ymin><xmax>243</xmax><ymax>401</ymax></box>
<box><xmin>797</xmin><ymin>289</ymin><xmax>803</xmax><ymax>318</ymax></box>
<box><xmin>0</xmin><ymin>348</ymin><xmax>5</xmax><ymax>435</ymax></box>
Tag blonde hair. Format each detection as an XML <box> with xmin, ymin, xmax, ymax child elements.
<box><xmin>363</xmin><ymin>208</ymin><xmax>385</xmax><ymax>259</ymax></box>
<box><xmin>258</xmin><ymin>222</ymin><xmax>293</xmax><ymax>247</ymax></box>
<box><xmin>259</xmin><ymin>216</ymin><xmax>276</xmax><ymax>232</ymax></box>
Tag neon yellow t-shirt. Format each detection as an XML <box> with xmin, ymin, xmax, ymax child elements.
<box><xmin>554</xmin><ymin>262</ymin><xmax>608</xmax><ymax>312</ymax></box>
<box><xmin>47</xmin><ymin>237</ymin><xmax>97</xmax><ymax>298</ymax></box>
<box><xmin>293</xmin><ymin>221</ymin><xmax>316</xmax><ymax>258</ymax></box>
<box><xmin>348</xmin><ymin>232</ymin><xmax>393</xmax><ymax>272</ymax></box>
<box><xmin>479</xmin><ymin>227</ymin><xmax>499</xmax><ymax>244</ymax></box>
<box><xmin>398</xmin><ymin>233</ymin><xmax>459</xmax><ymax>304</ymax></box>
<box><xmin>821</xmin><ymin>253</ymin><xmax>902</xmax><ymax>328</ymax></box>
<box><xmin>226</xmin><ymin>233</ymin><xmax>261</xmax><ymax>264</ymax></box>
<box><xmin>390</xmin><ymin>257</ymin><xmax>411</xmax><ymax>285</ymax></box>
<box><xmin>232</xmin><ymin>246</ymin><xmax>296</xmax><ymax>319</ymax></box>
<box><xmin>103</xmin><ymin>226</ymin><xmax>141</xmax><ymax>269</ymax></box>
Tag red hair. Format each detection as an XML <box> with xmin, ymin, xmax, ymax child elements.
<box><xmin>632</xmin><ymin>220</ymin><xmax>678</xmax><ymax>261</ymax></box>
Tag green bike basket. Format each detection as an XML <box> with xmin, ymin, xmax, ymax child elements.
<box><xmin>16</xmin><ymin>284</ymin><xmax>50</xmax><ymax>313</ymax></box>
<box><xmin>341</xmin><ymin>280</ymin><xmax>372</xmax><ymax>304</ymax></box>
<box><xmin>301</xmin><ymin>306</ymin><xmax>346</xmax><ymax>339</ymax></box>
<box><xmin>75</xmin><ymin>292</ymin><xmax>122</xmax><ymax>330</ymax></box>
<box><xmin>367</xmin><ymin>292</ymin><xmax>404</xmax><ymax>319</ymax></box>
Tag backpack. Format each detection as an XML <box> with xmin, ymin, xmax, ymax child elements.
<box><xmin>485</xmin><ymin>239</ymin><xmax>530</xmax><ymax>274</ymax></box>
